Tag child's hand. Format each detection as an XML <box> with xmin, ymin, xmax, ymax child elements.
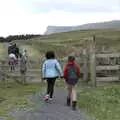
<box><xmin>60</xmin><ymin>76</ymin><xmax>64</xmax><ymax>79</ymax></box>
<box><xmin>41</xmin><ymin>77</ymin><xmax>46</xmax><ymax>80</ymax></box>
<box><xmin>41</xmin><ymin>78</ymin><xmax>46</xmax><ymax>84</ymax></box>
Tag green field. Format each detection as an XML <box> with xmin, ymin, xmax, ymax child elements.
<box><xmin>1</xmin><ymin>28</ymin><xmax>120</xmax><ymax>60</ymax></box>
<box><xmin>78</xmin><ymin>84</ymin><xmax>120</xmax><ymax>120</ymax></box>
<box><xmin>0</xmin><ymin>29</ymin><xmax>120</xmax><ymax>120</ymax></box>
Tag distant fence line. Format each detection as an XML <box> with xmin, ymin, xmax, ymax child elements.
<box><xmin>0</xmin><ymin>36</ymin><xmax>120</xmax><ymax>86</ymax></box>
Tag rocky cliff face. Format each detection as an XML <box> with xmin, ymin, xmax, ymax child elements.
<box><xmin>44</xmin><ymin>20</ymin><xmax>120</xmax><ymax>35</ymax></box>
<box><xmin>44</xmin><ymin>26</ymin><xmax>76</xmax><ymax>35</ymax></box>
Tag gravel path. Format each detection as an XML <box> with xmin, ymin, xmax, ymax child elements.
<box><xmin>9</xmin><ymin>87</ymin><xmax>93</xmax><ymax>120</ymax></box>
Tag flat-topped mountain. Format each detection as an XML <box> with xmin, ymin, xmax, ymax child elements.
<box><xmin>44</xmin><ymin>20</ymin><xmax>120</xmax><ymax>35</ymax></box>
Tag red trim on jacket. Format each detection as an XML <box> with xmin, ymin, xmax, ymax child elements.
<box><xmin>63</xmin><ymin>62</ymin><xmax>80</xmax><ymax>80</ymax></box>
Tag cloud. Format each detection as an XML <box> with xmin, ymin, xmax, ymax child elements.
<box><xmin>1</xmin><ymin>11</ymin><xmax>120</xmax><ymax>37</ymax></box>
<box><xmin>1</xmin><ymin>0</ymin><xmax>120</xmax><ymax>14</ymax></box>
<box><xmin>31</xmin><ymin>0</ymin><xmax>120</xmax><ymax>12</ymax></box>
<box><xmin>0</xmin><ymin>0</ymin><xmax>120</xmax><ymax>37</ymax></box>
<box><xmin>0</xmin><ymin>13</ymin><xmax>48</xmax><ymax>37</ymax></box>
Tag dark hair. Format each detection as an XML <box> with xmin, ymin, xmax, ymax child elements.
<box><xmin>45</xmin><ymin>51</ymin><xmax>55</xmax><ymax>59</ymax></box>
<box><xmin>68</xmin><ymin>56</ymin><xmax>75</xmax><ymax>61</ymax></box>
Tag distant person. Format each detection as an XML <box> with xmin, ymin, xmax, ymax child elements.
<box><xmin>8</xmin><ymin>42</ymin><xmax>16</xmax><ymax>55</ymax></box>
<box><xmin>15</xmin><ymin>45</ymin><xmax>20</xmax><ymax>59</ymax></box>
<box><xmin>8</xmin><ymin>53</ymin><xmax>17</xmax><ymax>71</ymax></box>
<box><xmin>42</xmin><ymin>51</ymin><xmax>63</xmax><ymax>101</ymax></box>
<box><xmin>19</xmin><ymin>54</ymin><xmax>27</xmax><ymax>84</ymax></box>
<box><xmin>8</xmin><ymin>43</ymin><xmax>20</xmax><ymax>59</ymax></box>
<box><xmin>22</xmin><ymin>49</ymin><xmax>28</xmax><ymax>61</ymax></box>
<box><xmin>9</xmin><ymin>53</ymin><xmax>17</xmax><ymax>60</ymax></box>
<box><xmin>63</xmin><ymin>56</ymin><xmax>80</xmax><ymax>111</ymax></box>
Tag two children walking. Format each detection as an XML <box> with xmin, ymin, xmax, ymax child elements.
<box><xmin>42</xmin><ymin>51</ymin><xmax>80</xmax><ymax>111</ymax></box>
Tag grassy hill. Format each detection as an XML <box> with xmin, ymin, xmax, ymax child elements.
<box><xmin>45</xmin><ymin>20</ymin><xmax>120</xmax><ymax>35</ymax></box>
<box><xmin>0</xmin><ymin>28</ymin><xmax>120</xmax><ymax>60</ymax></box>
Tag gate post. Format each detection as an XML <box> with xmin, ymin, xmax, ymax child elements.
<box><xmin>83</xmin><ymin>40</ymin><xmax>89</xmax><ymax>82</ymax></box>
<box><xmin>1</xmin><ymin>60</ymin><xmax>6</xmax><ymax>86</ymax></box>
<box><xmin>89</xmin><ymin>36</ymin><xmax>96</xmax><ymax>86</ymax></box>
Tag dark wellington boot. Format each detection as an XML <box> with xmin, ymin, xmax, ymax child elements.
<box><xmin>72</xmin><ymin>101</ymin><xmax>77</xmax><ymax>111</ymax></box>
<box><xmin>67</xmin><ymin>97</ymin><xmax>71</xmax><ymax>106</ymax></box>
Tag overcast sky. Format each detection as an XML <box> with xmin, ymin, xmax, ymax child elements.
<box><xmin>0</xmin><ymin>0</ymin><xmax>120</xmax><ymax>37</ymax></box>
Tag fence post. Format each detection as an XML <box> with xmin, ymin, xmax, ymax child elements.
<box><xmin>83</xmin><ymin>40</ymin><xmax>89</xmax><ymax>82</ymax></box>
<box><xmin>118</xmin><ymin>57</ymin><xmax>120</xmax><ymax>81</ymax></box>
<box><xmin>89</xmin><ymin>36</ymin><xmax>96</xmax><ymax>87</ymax></box>
<box><xmin>1</xmin><ymin>60</ymin><xmax>6</xmax><ymax>86</ymax></box>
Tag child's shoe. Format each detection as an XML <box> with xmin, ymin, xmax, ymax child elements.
<box><xmin>49</xmin><ymin>98</ymin><xmax>53</xmax><ymax>101</ymax></box>
<box><xmin>44</xmin><ymin>94</ymin><xmax>49</xmax><ymax>101</ymax></box>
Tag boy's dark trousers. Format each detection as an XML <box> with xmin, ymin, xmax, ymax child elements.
<box><xmin>46</xmin><ymin>78</ymin><xmax>56</xmax><ymax>98</ymax></box>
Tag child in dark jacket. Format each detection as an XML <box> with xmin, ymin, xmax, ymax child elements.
<box><xmin>63</xmin><ymin>56</ymin><xmax>80</xmax><ymax>110</ymax></box>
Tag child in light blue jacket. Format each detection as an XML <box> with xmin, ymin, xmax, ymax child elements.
<box><xmin>42</xmin><ymin>51</ymin><xmax>63</xmax><ymax>101</ymax></box>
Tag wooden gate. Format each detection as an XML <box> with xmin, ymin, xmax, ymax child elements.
<box><xmin>88</xmin><ymin>36</ymin><xmax>120</xmax><ymax>86</ymax></box>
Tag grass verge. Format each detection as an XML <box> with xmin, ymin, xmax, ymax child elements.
<box><xmin>77</xmin><ymin>84</ymin><xmax>120</xmax><ymax>120</ymax></box>
<box><xmin>0</xmin><ymin>82</ymin><xmax>41</xmax><ymax>120</ymax></box>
